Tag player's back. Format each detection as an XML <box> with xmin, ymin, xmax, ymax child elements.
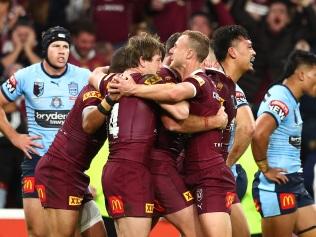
<box><xmin>183</xmin><ymin>70</ymin><xmax>224</xmax><ymax>174</ymax></box>
<box><xmin>205</xmin><ymin>68</ymin><xmax>236</xmax><ymax>160</ymax></box>
<box><xmin>108</xmin><ymin>73</ymin><xmax>159</xmax><ymax>165</ymax></box>
<box><xmin>46</xmin><ymin>84</ymin><xmax>107</xmax><ymax>171</ymax></box>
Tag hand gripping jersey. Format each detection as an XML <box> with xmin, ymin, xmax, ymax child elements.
<box><xmin>1</xmin><ymin>63</ymin><xmax>90</xmax><ymax>156</ymax></box>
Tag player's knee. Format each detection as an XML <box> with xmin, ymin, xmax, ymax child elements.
<box><xmin>296</xmin><ymin>225</ymin><xmax>316</xmax><ymax>236</ymax></box>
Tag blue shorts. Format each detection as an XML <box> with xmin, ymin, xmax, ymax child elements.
<box><xmin>21</xmin><ymin>153</ymin><xmax>41</xmax><ymax>198</ymax></box>
<box><xmin>231</xmin><ymin>164</ymin><xmax>248</xmax><ymax>201</ymax></box>
<box><xmin>252</xmin><ymin>171</ymin><xmax>314</xmax><ymax>218</ymax></box>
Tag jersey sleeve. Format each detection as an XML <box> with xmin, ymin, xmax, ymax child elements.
<box><xmin>82</xmin><ymin>90</ymin><xmax>103</xmax><ymax>108</ymax></box>
<box><xmin>257</xmin><ymin>86</ymin><xmax>290</xmax><ymax>126</ymax></box>
<box><xmin>1</xmin><ymin>72</ymin><xmax>25</xmax><ymax>102</ymax></box>
<box><xmin>235</xmin><ymin>84</ymin><xmax>248</xmax><ymax>108</ymax></box>
<box><xmin>183</xmin><ymin>75</ymin><xmax>206</xmax><ymax>97</ymax></box>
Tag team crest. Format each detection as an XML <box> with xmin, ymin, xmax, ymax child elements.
<box><xmin>33</xmin><ymin>82</ymin><xmax>44</xmax><ymax>97</ymax></box>
<box><xmin>68</xmin><ymin>82</ymin><xmax>78</xmax><ymax>96</ymax></box>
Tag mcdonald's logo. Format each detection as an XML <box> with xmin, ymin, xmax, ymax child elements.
<box><xmin>108</xmin><ymin>196</ymin><xmax>124</xmax><ymax>214</ymax></box>
<box><xmin>225</xmin><ymin>192</ymin><xmax>235</xmax><ymax>209</ymax></box>
<box><xmin>22</xmin><ymin>177</ymin><xmax>35</xmax><ymax>193</ymax></box>
<box><xmin>279</xmin><ymin>193</ymin><xmax>296</xmax><ymax>210</ymax></box>
<box><xmin>35</xmin><ymin>185</ymin><xmax>46</xmax><ymax>203</ymax></box>
<box><xmin>68</xmin><ymin>196</ymin><xmax>83</xmax><ymax>206</ymax></box>
<box><xmin>145</xmin><ymin>203</ymin><xmax>154</xmax><ymax>214</ymax></box>
<box><xmin>183</xmin><ymin>191</ymin><xmax>194</xmax><ymax>202</ymax></box>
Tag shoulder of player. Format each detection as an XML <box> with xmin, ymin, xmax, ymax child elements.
<box><xmin>67</xmin><ymin>63</ymin><xmax>91</xmax><ymax>77</ymax></box>
<box><xmin>82</xmin><ymin>86</ymin><xmax>103</xmax><ymax>102</ymax></box>
<box><xmin>185</xmin><ymin>73</ymin><xmax>208</xmax><ymax>87</ymax></box>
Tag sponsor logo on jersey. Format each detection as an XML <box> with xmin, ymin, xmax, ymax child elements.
<box><xmin>35</xmin><ymin>110</ymin><xmax>69</xmax><ymax>128</ymax></box>
<box><xmin>216</xmin><ymin>81</ymin><xmax>223</xmax><ymax>91</ymax></box>
<box><xmin>68</xmin><ymin>196</ymin><xmax>83</xmax><ymax>206</ymax></box>
<box><xmin>35</xmin><ymin>185</ymin><xmax>46</xmax><ymax>203</ymax></box>
<box><xmin>236</xmin><ymin>91</ymin><xmax>247</xmax><ymax>104</ymax></box>
<box><xmin>68</xmin><ymin>82</ymin><xmax>79</xmax><ymax>96</ymax></box>
<box><xmin>83</xmin><ymin>91</ymin><xmax>102</xmax><ymax>101</ymax></box>
<box><xmin>22</xmin><ymin>176</ymin><xmax>35</xmax><ymax>193</ymax></box>
<box><xmin>279</xmin><ymin>193</ymin><xmax>296</xmax><ymax>210</ymax></box>
<box><xmin>289</xmin><ymin>136</ymin><xmax>301</xmax><ymax>149</ymax></box>
<box><xmin>183</xmin><ymin>191</ymin><xmax>194</xmax><ymax>202</ymax></box>
<box><xmin>33</xmin><ymin>82</ymin><xmax>44</xmax><ymax>97</ymax></box>
<box><xmin>50</xmin><ymin>97</ymin><xmax>63</xmax><ymax>108</ymax></box>
<box><xmin>143</xmin><ymin>74</ymin><xmax>163</xmax><ymax>85</ymax></box>
<box><xmin>269</xmin><ymin>100</ymin><xmax>289</xmax><ymax>120</ymax></box>
<box><xmin>145</xmin><ymin>203</ymin><xmax>154</xmax><ymax>214</ymax></box>
<box><xmin>5</xmin><ymin>76</ymin><xmax>17</xmax><ymax>93</ymax></box>
<box><xmin>108</xmin><ymin>196</ymin><xmax>124</xmax><ymax>214</ymax></box>
<box><xmin>225</xmin><ymin>192</ymin><xmax>235</xmax><ymax>209</ymax></box>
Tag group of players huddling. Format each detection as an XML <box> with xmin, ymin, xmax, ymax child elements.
<box><xmin>1</xmin><ymin>23</ymin><xmax>316</xmax><ymax>237</ymax></box>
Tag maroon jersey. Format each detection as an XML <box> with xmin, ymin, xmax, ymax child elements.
<box><xmin>150</xmin><ymin>66</ymin><xmax>187</xmax><ymax>165</ymax></box>
<box><xmin>45</xmin><ymin>85</ymin><xmax>107</xmax><ymax>171</ymax></box>
<box><xmin>183</xmin><ymin>70</ymin><xmax>223</xmax><ymax>174</ymax></box>
<box><xmin>205</xmin><ymin>68</ymin><xmax>236</xmax><ymax>160</ymax></box>
<box><xmin>107</xmin><ymin>73</ymin><xmax>160</xmax><ymax>165</ymax></box>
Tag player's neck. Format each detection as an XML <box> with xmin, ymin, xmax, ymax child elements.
<box><xmin>221</xmin><ymin>60</ymin><xmax>242</xmax><ymax>83</ymax></box>
<box><xmin>181</xmin><ymin>60</ymin><xmax>203</xmax><ymax>79</ymax></box>
<box><xmin>42</xmin><ymin>60</ymin><xmax>67</xmax><ymax>77</ymax></box>
<box><xmin>283</xmin><ymin>78</ymin><xmax>303</xmax><ymax>101</ymax></box>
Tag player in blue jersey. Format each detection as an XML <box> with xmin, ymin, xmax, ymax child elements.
<box><xmin>0</xmin><ymin>26</ymin><xmax>90</xmax><ymax>237</ymax></box>
<box><xmin>252</xmin><ymin>50</ymin><xmax>316</xmax><ymax>237</ymax></box>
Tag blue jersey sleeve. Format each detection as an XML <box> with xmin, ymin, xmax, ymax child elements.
<box><xmin>258</xmin><ymin>85</ymin><xmax>290</xmax><ymax>126</ymax></box>
<box><xmin>1</xmin><ymin>70</ymin><xmax>26</xmax><ymax>101</ymax></box>
<box><xmin>235</xmin><ymin>84</ymin><xmax>248</xmax><ymax>108</ymax></box>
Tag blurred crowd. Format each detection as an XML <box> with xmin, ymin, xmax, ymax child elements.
<box><xmin>0</xmin><ymin>0</ymin><xmax>316</xmax><ymax>208</ymax></box>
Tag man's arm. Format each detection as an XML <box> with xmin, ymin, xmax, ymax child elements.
<box><xmin>0</xmin><ymin>91</ymin><xmax>42</xmax><ymax>158</ymax></box>
<box><xmin>226</xmin><ymin>105</ymin><xmax>255</xmax><ymax>167</ymax></box>
<box><xmin>82</xmin><ymin>97</ymin><xmax>112</xmax><ymax>134</ymax></box>
<box><xmin>161</xmin><ymin>106</ymin><xmax>228</xmax><ymax>133</ymax></box>
<box><xmin>159</xmin><ymin>101</ymin><xmax>189</xmax><ymax>120</ymax></box>
<box><xmin>108</xmin><ymin>77</ymin><xmax>196</xmax><ymax>103</ymax></box>
<box><xmin>251</xmin><ymin>113</ymin><xmax>288</xmax><ymax>184</ymax></box>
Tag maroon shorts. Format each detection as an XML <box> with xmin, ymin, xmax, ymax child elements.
<box><xmin>185</xmin><ymin>163</ymin><xmax>237</xmax><ymax>215</ymax></box>
<box><xmin>150</xmin><ymin>160</ymin><xmax>194</xmax><ymax>216</ymax></box>
<box><xmin>102</xmin><ymin>160</ymin><xmax>154</xmax><ymax>218</ymax></box>
<box><xmin>34</xmin><ymin>155</ymin><xmax>93</xmax><ymax>210</ymax></box>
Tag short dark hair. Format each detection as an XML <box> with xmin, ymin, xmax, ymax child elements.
<box><xmin>165</xmin><ymin>32</ymin><xmax>181</xmax><ymax>54</ymax></box>
<box><xmin>188</xmin><ymin>11</ymin><xmax>212</xmax><ymax>29</ymax></box>
<box><xmin>71</xmin><ymin>19</ymin><xmax>96</xmax><ymax>36</ymax></box>
<box><xmin>211</xmin><ymin>25</ymin><xmax>249</xmax><ymax>62</ymax></box>
<box><xmin>109</xmin><ymin>47</ymin><xmax>128</xmax><ymax>73</ymax></box>
<box><xmin>125</xmin><ymin>33</ymin><xmax>165</xmax><ymax>68</ymax></box>
<box><xmin>283</xmin><ymin>50</ymin><xmax>316</xmax><ymax>79</ymax></box>
<box><xmin>182</xmin><ymin>30</ymin><xmax>210</xmax><ymax>63</ymax></box>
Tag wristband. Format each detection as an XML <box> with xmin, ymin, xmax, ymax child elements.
<box><xmin>105</xmin><ymin>95</ymin><xmax>116</xmax><ymax>106</ymax></box>
<box><xmin>97</xmin><ymin>103</ymin><xmax>110</xmax><ymax>116</ymax></box>
<box><xmin>255</xmin><ymin>158</ymin><xmax>269</xmax><ymax>173</ymax></box>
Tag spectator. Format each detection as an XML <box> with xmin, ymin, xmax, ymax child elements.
<box><xmin>91</xmin><ymin>0</ymin><xmax>147</xmax><ymax>46</ymax></box>
<box><xmin>69</xmin><ymin>19</ymin><xmax>107</xmax><ymax>71</ymax></box>
<box><xmin>1</xmin><ymin>16</ymin><xmax>41</xmax><ymax>68</ymax></box>
<box><xmin>231</xmin><ymin>0</ymin><xmax>316</xmax><ymax>105</ymax></box>
<box><xmin>149</xmin><ymin>0</ymin><xmax>205</xmax><ymax>42</ymax></box>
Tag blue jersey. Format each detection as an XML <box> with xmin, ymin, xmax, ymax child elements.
<box><xmin>257</xmin><ymin>84</ymin><xmax>302</xmax><ymax>191</ymax></box>
<box><xmin>1</xmin><ymin>63</ymin><xmax>90</xmax><ymax>156</ymax></box>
